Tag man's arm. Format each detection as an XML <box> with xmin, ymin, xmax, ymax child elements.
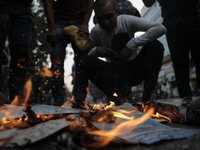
<box><xmin>79</xmin><ymin>0</ymin><xmax>94</xmax><ymax>34</ymax></box>
<box><xmin>142</xmin><ymin>0</ymin><xmax>156</xmax><ymax>7</ymax></box>
<box><xmin>0</xmin><ymin>0</ymin><xmax>10</xmax><ymax>37</ymax></box>
<box><xmin>121</xmin><ymin>15</ymin><xmax>167</xmax><ymax>59</ymax></box>
<box><xmin>43</xmin><ymin>0</ymin><xmax>58</xmax><ymax>44</ymax></box>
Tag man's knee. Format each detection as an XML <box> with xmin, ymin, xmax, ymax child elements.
<box><xmin>149</xmin><ymin>40</ymin><xmax>164</xmax><ymax>53</ymax></box>
<box><xmin>85</xmin><ymin>56</ymin><xmax>98</xmax><ymax>67</ymax></box>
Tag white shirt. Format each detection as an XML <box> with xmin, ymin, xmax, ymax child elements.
<box><xmin>88</xmin><ymin>15</ymin><xmax>167</xmax><ymax>62</ymax></box>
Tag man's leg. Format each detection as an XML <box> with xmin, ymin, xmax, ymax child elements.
<box><xmin>165</xmin><ymin>20</ymin><xmax>192</xmax><ymax>99</ymax></box>
<box><xmin>84</xmin><ymin>56</ymin><xmax>116</xmax><ymax>99</ymax></box>
<box><xmin>51</xmin><ymin>23</ymin><xmax>69</xmax><ymax>105</ymax></box>
<box><xmin>8</xmin><ymin>7</ymin><xmax>33</xmax><ymax>101</ymax></box>
<box><xmin>72</xmin><ymin>48</ymin><xmax>89</xmax><ymax>102</ymax></box>
<box><xmin>135</xmin><ymin>40</ymin><xmax>164</xmax><ymax>105</ymax></box>
<box><xmin>186</xmin><ymin>12</ymin><xmax>200</xmax><ymax>107</ymax></box>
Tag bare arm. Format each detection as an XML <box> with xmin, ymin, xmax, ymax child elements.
<box><xmin>43</xmin><ymin>0</ymin><xmax>58</xmax><ymax>44</ymax></box>
<box><xmin>79</xmin><ymin>0</ymin><xmax>94</xmax><ymax>34</ymax></box>
<box><xmin>142</xmin><ymin>0</ymin><xmax>156</xmax><ymax>7</ymax></box>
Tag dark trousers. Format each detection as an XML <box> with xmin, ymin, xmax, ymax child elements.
<box><xmin>84</xmin><ymin>40</ymin><xmax>164</xmax><ymax>99</ymax></box>
<box><xmin>33</xmin><ymin>89</ymin><xmax>42</xmax><ymax>104</ymax></box>
<box><xmin>163</xmin><ymin>12</ymin><xmax>200</xmax><ymax>98</ymax></box>
<box><xmin>0</xmin><ymin>7</ymin><xmax>33</xmax><ymax>100</ymax></box>
<box><xmin>51</xmin><ymin>20</ymin><xmax>88</xmax><ymax>103</ymax></box>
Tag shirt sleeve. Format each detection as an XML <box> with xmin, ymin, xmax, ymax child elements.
<box><xmin>0</xmin><ymin>0</ymin><xmax>7</xmax><ymax>14</ymax></box>
<box><xmin>124</xmin><ymin>15</ymin><xmax>167</xmax><ymax>51</ymax></box>
<box><xmin>88</xmin><ymin>27</ymin><xmax>99</xmax><ymax>56</ymax></box>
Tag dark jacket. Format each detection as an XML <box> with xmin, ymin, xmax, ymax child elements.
<box><xmin>0</xmin><ymin>0</ymin><xmax>33</xmax><ymax>14</ymax></box>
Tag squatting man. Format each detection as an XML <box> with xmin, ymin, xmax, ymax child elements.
<box><xmin>84</xmin><ymin>0</ymin><xmax>167</xmax><ymax>106</ymax></box>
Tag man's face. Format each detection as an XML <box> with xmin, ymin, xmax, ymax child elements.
<box><xmin>95</xmin><ymin>2</ymin><xmax>118</xmax><ymax>32</ymax></box>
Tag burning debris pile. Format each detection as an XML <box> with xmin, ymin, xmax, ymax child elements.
<box><xmin>0</xmin><ymin>67</ymin><xmax>200</xmax><ymax>149</ymax></box>
<box><xmin>1</xmin><ymin>100</ymin><xmax>200</xmax><ymax>149</ymax></box>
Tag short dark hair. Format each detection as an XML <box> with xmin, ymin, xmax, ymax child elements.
<box><xmin>94</xmin><ymin>0</ymin><xmax>115</xmax><ymax>10</ymax></box>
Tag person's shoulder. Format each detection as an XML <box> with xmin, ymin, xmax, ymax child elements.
<box><xmin>118</xmin><ymin>14</ymin><xmax>138</xmax><ymax>22</ymax></box>
<box><xmin>91</xmin><ymin>24</ymin><xmax>102</xmax><ymax>35</ymax></box>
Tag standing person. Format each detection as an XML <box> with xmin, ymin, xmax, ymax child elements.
<box><xmin>142</xmin><ymin>0</ymin><xmax>200</xmax><ymax>106</ymax></box>
<box><xmin>43</xmin><ymin>0</ymin><xmax>94</xmax><ymax>106</ymax></box>
<box><xmin>84</xmin><ymin>0</ymin><xmax>166</xmax><ymax>106</ymax></box>
<box><xmin>0</xmin><ymin>0</ymin><xmax>33</xmax><ymax>101</ymax></box>
<box><xmin>31</xmin><ymin>70</ymin><xmax>42</xmax><ymax>104</ymax></box>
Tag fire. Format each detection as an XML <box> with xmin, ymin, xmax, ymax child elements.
<box><xmin>24</xmin><ymin>78</ymin><xmax>32</xmax><ymax>104</ymax></box>
<box><xmin>86</xmin><ymin>108</ymin><xmax>154</xmax><ymax>148</ymax></box>
<box><xmin>112</xmin><ymin>112</ymin><xmax>134</xmax><ymax>120</ymax></box>
<box><xmin>17</xmin><ymin>58</ymin><xmax>26</xmax><ymax>69</ymax></box>
<box><xmin>151</xmin><ymin>112</ymin><xmax>171</xmax><ymax>123</ymax></box>
<box><xmin>118</xmin><ymin>108</ymin><xmax>137</xmax><ymax>114</ymax></box>
<box><xmin>113</xmin><ymin>93</ymin><xmax>118</xmax><ymax>97</ymax></box>
<box><xmin>40</xmin><ymin>67</ymin><xmax>53</xmax><ymax>77</ymax></box>
<box><xmin>54</xmin><ymin>70</ymin><xmax>61</xmax><ymax>78</ymax></box>
<box><xmin>11</xmin><ymin>96</ymin><xmax>21</xmax><ymax>106</ymax></box>
<box><xmin>91</xmin><ymin>101</ymin><xmax>115</xmax><ymax>110</ymax></box>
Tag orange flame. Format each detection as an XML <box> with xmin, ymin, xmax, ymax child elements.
<box><xmin>118</xmin><ymin>108</ymin><xmax>137</xmax><ymax>114</ymax></box>
<box><xmin>151</xmin><ymin>112</ymin><xmax>171</xmax><ymax>123</ymax></box>
<box><xmin>112</xmin><ymin>112</ymin><xmax>134</xmax><ymax>120</ymax></box>
<box><xmin>17</xmin><ymin>58</ymin><xmax>26</xmax><ymax>69</ymax></box>
<box><xmin>113</xmin><ymin>93</ymin><xmax>118</xmax><ymax>97</ymax></box>
<box><xmin>40</xmin><ymin>67</ymin><xmax>53</xmax><ymax>77</ymax></box>
<box><xmin>86</xmin><ymin>108</ymin><xmax>154</xmax><ymax>148</ymax></box>
<box><xmin>24</xmin><ymin>78</ymin><xmax>32</xmax><ymax>104</ymax></box>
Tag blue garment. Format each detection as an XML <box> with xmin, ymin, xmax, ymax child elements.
<box><xmin>0</xmin><ymin>6</ymin><xmax>33</xmax><ymax>100</ymax></box>
<box><xmin>51</xmin><ymin>20</ymin><xmax>88</xmax><ymax>103</ymax></box>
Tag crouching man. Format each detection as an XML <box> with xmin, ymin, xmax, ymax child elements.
<box><xmin>84</xmin><ymin>0</ymin><xmax>167</xmax><ymax>106</ymax></box>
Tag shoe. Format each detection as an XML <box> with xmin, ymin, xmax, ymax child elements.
<box><xmin>141</xmin><ymin>90</ymin><xmax>152</xmax><ymax>106</ymax></box>
<box><xmin>71</xmin><ymin>99</ymin><xmax>85</xmax><ymax>109</ymax></box>
<box><xmin>181</xmin><ymin>96</ymin><xmax>193</xmax><ymax>107</ymax></box>
<box><xmin>52</xmin><ymin>101</ymin><xmax>63</xmax><ymax>106</ymax></box>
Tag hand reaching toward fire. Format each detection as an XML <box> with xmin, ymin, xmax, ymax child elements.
<box><xmin>96</xmin><ymin>45</ymin><xmax>118</xmax><ymax>57</ymax></box>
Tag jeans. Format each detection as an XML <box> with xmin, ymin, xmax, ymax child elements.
<box><xmin>84</xmin><ymin>40</ymin><xmax>164</xmax><ymax>100</ymax></box>
<box><xmin>0</xmin><ymin>7</ymin><xmax>33</xmax><ymax>100</ymax></box>
<box><xmin>163</xmin><ymin>11</ymin><xmax>200</xmax><ymax>98</ymax></box>
<box><xmin>51</xmin><ymin>20</ymin><xmax>88</xmax><ymax>103</ymax></box>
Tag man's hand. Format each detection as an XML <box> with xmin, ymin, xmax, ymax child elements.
<box><xmin>96</xmin><ymin>45</ymin><xmax>118</xmax><ymax>57</ymax></box>
<box><xmin>0</xmin><ymin>13</ymin><xmax>10</xmax><ymax>37</ymax></box>
<box><xmin>46</xmin><ymin>28</ymin><xmax>58</xmax><ymax>44</ymax></box>
<box><xmin>80</xmin><ymin>23</ymin><xmax>89</xmax><ymax>35</ymax></box>
<box><xmin>125</xmin><ymin>5</ymin><xmax>137</xmax><ymax>15</ymax></box>
<box><xmin>120</xmin><ymin>46</ymin><xmax>132</xmax><ymax>60</ymax></box>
